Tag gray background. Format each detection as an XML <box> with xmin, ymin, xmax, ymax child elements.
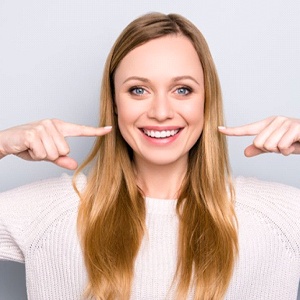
<box><xmin>0</xmin><ymin>0</ymin><xmax>299</xmax><ymax>299</ymax></box>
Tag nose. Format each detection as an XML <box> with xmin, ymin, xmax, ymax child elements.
<box><xmin>147</xmin><ymin>94</ymin><xmax>174</xmax><ymax>121</ymax></box>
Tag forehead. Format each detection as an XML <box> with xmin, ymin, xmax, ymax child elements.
<box><xmin>114</xmin><ymin>35</ymin><xmax>203</xmax><ymax>82</ymax></box>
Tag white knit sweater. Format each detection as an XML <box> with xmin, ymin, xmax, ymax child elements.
<box><xmin>0</xmin><ymin>173</ymin><xmax>299</xmax><ymax>299</ymax></box>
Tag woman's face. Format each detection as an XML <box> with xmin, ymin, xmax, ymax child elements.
<box><xmin>114</xmin><ymin>35</ymin><xmax>205</xmax><ymax>167</ymax></box>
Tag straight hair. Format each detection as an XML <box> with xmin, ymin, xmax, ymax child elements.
<box><xmin>74</xmin><ymin>12</ymin><xmax>238</xmax><ymax>300</ymax></box>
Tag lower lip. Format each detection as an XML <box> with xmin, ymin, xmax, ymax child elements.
<box><xmin>140</xmin><ymin>130</ymin><xmax>182</xmax><ymax>145</ymax></box>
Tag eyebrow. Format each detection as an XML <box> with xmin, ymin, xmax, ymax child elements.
<box><xmin>122</xmin><ymin>75</ymin><xmax>200</xmax><ymax>85</ymax></box>
<box><xmin>122</xmin><ymin>76</ymin><xmax>149</xmax><ymax>84</ymax></box>
<box><xmin>173</xmin><ymin>76</ymin><xmax>200</xmax><ymax>85</ymax></box>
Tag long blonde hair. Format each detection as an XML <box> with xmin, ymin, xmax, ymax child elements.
<box><xmin>74</xmin><ymin>12</ymin><xmax>238</xmax><ymax>300</ymax></box>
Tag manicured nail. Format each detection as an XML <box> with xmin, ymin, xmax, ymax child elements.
<box><xmin>104</xmin><ymin>126</ymin><xmax>112</xmax><ymax>130</ymax></box>
<box><xmin>218</xmin><ymin>126</ymin><xmax>226</xmax><ymax>130</ymax></box>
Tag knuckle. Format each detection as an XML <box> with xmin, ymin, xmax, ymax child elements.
<box><xmin>33</xmin><ymin>151</ymin><xmax>47</xmax><ymax>161</ymax></box>
<box><xmin>263</xmin><ymin>142</ymin><xmax>278</xmax><ymax>152</ymax></box>
<box><xmin>47</xmin><ymin>153</ymin><xmax>59</xmax><ymax>161</ymax></box>
<box><xmin>51</xmin><ymin>118</ymin><xmax>62</xmax><ymax>127</ymax></box>
<box><xmin>274</xmin><ymin>115</ymin><xmax>287</xmax><ymax>123</ymax></box>
<box><xmin>32</xmin><ymin>119</ymin><xmax>57</xmax><ymax>135</ymax></box>
<box><xmin>282</xmin><ymin>119</ymin><xmax>292</xmax><ymax>128</ymax></box>
<box><xmin>40</xmin><ymin>119</ymin><xmax>54</xmax><ymax>129</ymax></box>
<box><xmin>40</xmin><ymin>153</ymin><xmax>48</xmax><ymax>160</ymax></box>
<box><xmin>280</xmin><ymin>148</ymin><xmax>291</xmax><ymax>156</ymax></box>
<box><xmin>266</xmin><ymin>115</ymin><xmax>277</xmax><ymax>124</ymax></box>
<box><xmin>253</xmin><ymin>139</ymin><xmax>263</xmax><ymax>149</ymax></box>
<box><xmin>277</xmin><ymin>143</ymin><xmax>295</xmax><ymax>156</ymax></box>
<box><xmin>277</xmin><ymin>140</ymin><xmax>287</xmax><ymax>148</ymax></box>
<box><xmin>291</xmin><ymin>122</ymin><xmax>300</xmax><ymax>131</ymax></box>
<box><xmin>24</xmin><ymin>129</ymin><xmax>37</xmax><ymax>142</ymax></box>
<box><xmin>35</xmin><ymin>124</ymin><xmax>46</xmax><ymax>134</ymax></box>
<box><xmin>41</xmin><ymin>118</ymin><xmax>52</xmax><ymax>125</ymax></box>
<box><xmin>52</xmin><ymin>119</ymin><xmax>66</xmax><ymax>134</ymax></box>
<box><xmin>60</xmin><ymin>146</ymin><xmax>70</xmax><ymax>156</ymax></box>
<box><xmin>277</xmin><ymin>115</ymin><xmax>286</xmax><ymax>120</ymax></box>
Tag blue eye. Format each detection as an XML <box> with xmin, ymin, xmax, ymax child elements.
<box><xmin>130</xmin><ymin>87</ymin><xmax>146</xmax><ymax>95</ymax></box>
<box><xmin>176</xmin><ymin>87</ymin><xmax>191</xmax><ymax>95</ymax></box>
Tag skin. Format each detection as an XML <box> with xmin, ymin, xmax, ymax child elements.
<box><xmin>0</xmin><ymin>41</ymin><xmax>299</xmax><ymax>189</ymax></box>
<box><xmin>0</xmin><ymin>119</ymin><xmax>112</xmax><ymax>169</ymax></box>
<box><xmin>114</xmin><ymin>35</ymin><xmax>205</xmax><ymax>198</ymax></box>
<box><xmin>219</xmin><ymin>116</ymin><xmax>300</xmax><ymax>156</ymax></box>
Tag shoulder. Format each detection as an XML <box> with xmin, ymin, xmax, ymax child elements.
<box><xmin>234</xmin><ymin>176</ymin><xmax>300</xmax><ymax>219</ymax></box>
<box><xmin>234</xmin><ymin>176</ymin><xmax>300</xmax><ymax>208</ymax></box>
<box><xmin>234</xmin><ymin>176</ymin><xmax>300</xmax><ymax>257</ymax></box>
<box><xmin>0</xmin><ymin>173</ymin><xmax>87</xmax><ymax>222</ymax></box>
<box><xmin>0</xmin><ymin>172</ymin><xmax>86</xmax><ymax>200</ymax></box>
<box><xmin>0</xmin><ymin>173</ymin><xmax>87</xmax><ymax>261</ymax></box>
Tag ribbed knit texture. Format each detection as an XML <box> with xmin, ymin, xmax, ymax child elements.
<box><xmin>0</xmin><ymin>174</ymin><xmax>299</xmax><ymax>299</ymax></box>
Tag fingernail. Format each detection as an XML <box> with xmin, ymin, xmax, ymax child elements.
<box><xmin>218</xmin><ymin>126</ymin><xmax>226</xmax><ymax>130</ymax></box>
<box><xmin>104</xmin><ymin>126</ymin><xmax>112</xmax><ymax>130</ymax></box>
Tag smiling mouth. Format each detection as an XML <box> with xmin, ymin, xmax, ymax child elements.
<box><xmin>142</xmin><ymin>128</ymin><xmax>180</xmax><ymax>138</ymax></box>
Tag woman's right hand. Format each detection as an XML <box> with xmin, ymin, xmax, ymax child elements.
<box><xmin>0</xmin><ymin>119</ymin><xmax>112</xmax><ymax>170</ymax></box>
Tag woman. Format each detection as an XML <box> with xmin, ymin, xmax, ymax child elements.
<box><xmin>0</xmin><ymin>12</ymin><xmax>299</xmax><ymax>300</ymax></box>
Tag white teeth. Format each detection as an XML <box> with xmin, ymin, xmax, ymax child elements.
<box><xmin>143</xmin><ymin>129</ymin><xmax>179</xmax><ymax>138</ymax></box>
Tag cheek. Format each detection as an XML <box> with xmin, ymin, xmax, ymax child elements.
<box><xmin>117</xmin><ymin>103</ymin><xmax>137</xmax><ymax>127</ymax></box>
<box><xmin>181</xmin><ymin>99</ymin><xmax>205</xmax><ymax>126</ymax></box>
<box><xmin>116</xmin><ymin>113</ymin><xmax>134</xmax><ymax>150</ymax></box>
<box><xmin>116</xmin><ymin>95</ymin><xmax>148</xmax><ymax>127</ymax></box>
<box><xmin>116</xmin><ymin>109</ymin><xmax>129</xmax><ymax>139</ymax></box>
<box><xmin>115</xmin><ymin>100</ymin><xmax>141</xmax><ymax>145</ymax></box>
<box><xmin>183</xmin><ymin>100</ymin><xmax>205</xmax><ymax>146</ymax></box>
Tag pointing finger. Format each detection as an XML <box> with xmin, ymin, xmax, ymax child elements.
<box><xmin>65</xmin><ymin>125</ymin><xmax>112</xmax><ymax>137</ymax></box>
<box><xmin>52</xmin><ymin>119</ymin><xmax>112</xmax><ymax>137</ymax></box>
<box><xmin>218</xmin><ymin>117</ymin><xmax>275</xmax><ymax>136</ymax></box>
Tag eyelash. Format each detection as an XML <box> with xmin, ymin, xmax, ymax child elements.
<box><xmin>128</xmin><ymin>86</ymin><xmax>193</xmax><ymax>96</ymax></box>
<box><xmin>175</xmin><ymin>86</ymin><xmax>192</xmax><ymax>95</ymax></box>
<box><xmin>129</xmin><ymin>86</ymin><xmax>146</xmax><ymax>95</ymax></box>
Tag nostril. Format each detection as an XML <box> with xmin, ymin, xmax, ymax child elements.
<box><xmin>147</xmin><ymin>105</ymin><xmax>174</xmax><ymax>120</ymax></box>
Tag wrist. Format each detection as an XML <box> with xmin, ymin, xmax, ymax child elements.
<box><xmin>0</xmin><ymin>150</ymin><xmax>5</xmax><ymax>159</ymax></box>
<box><xmin>0</xmin><ymin>132</ymin><xmax>7</xmax><ymax>159</ymax></box>
<box><xmin>0</xmin><ymin>148</ymin><xmax>6</xmax><ymax>159</ymax></box>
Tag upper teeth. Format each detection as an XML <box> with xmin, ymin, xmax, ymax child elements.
<box><xmin>143</xmin><ymin>129</ymin><xmax>179</xmax><ymax>138</ymax></box>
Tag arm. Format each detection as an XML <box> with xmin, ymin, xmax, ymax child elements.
<box><xmin>218</xmin><ymin>116</ymin><xmax>300</xmax><ymax>157</ymax></box>
<box><xmin>0</xmin><ymin>119</ymin><xmax>111</xmax><ymax>260</ymax></box>
<box><xmin>0</xmin><ymin>119</ymin><xmax>112</xmax><ymax>169</ymax></box>
<box><xmin>0</xmin><ymin>173</ymin><xmax>85</xmax><ymax>262</ymax></box>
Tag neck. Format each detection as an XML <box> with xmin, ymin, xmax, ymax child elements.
<box><xmin>133</xmin><ymin>156</ymin><xmax>188</xmax><ymax>200</ymax></box>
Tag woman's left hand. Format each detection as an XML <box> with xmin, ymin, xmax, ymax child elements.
<box><xmin>218</xmin><ymin>116</ymin><xmax>300</xmax><ymax>157</ymax></box>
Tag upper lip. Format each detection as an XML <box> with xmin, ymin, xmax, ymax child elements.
<box><xmin>139</xmin><ymin>126</ymin><xmax>183</xmax><ymax>131</ymax></box>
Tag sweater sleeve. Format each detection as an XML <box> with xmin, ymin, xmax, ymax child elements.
<box><xmin>0</xmin><ymin>173</ymin><xmax>86</xmax><ymax>263</ymax></box>
<box><xmin>236</xmin><ymin>177</ymin><xmax>300</xmax><ymax>264</ymax></box>
<box><xmin>0</xmin><ymin>183</ymin><xmax>33</xmax><ymax>262</ymax></box>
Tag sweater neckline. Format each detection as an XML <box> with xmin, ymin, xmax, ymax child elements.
<box><xmin>145</xmin><ymin>197</ymin><xmax>177</xmax><ymax>215</ymax></box>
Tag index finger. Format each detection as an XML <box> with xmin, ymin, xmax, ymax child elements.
<box><xmin>218</xmin><ymin>117</ymin><xmax>275</xmax><ymax>136</ymax></box>
<box><xmin>53</xmin><ymin>119</ymin><xmax>112</xmax><ymax>137</ymax></box>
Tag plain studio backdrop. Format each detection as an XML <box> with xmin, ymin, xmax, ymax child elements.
<box><xmin>0</xmin><ymin>0</ymin><xmax>299</xmax><ymax>299</ymax></box>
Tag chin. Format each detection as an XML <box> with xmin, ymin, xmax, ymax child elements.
<box><xmin>140</xmin><ymin>153</ymin><xmax>187</xmax><ymax>167</ymax></box>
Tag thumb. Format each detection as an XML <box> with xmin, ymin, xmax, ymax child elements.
<box><xmin>244</xmin><ymin>145</ymin><xmax>265</xmax><ymax>157</ymax></box>
<box><xmin>53</xmin><ymin>156</ymin><xmax>78</xmax><ymax>170</ymax></box>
